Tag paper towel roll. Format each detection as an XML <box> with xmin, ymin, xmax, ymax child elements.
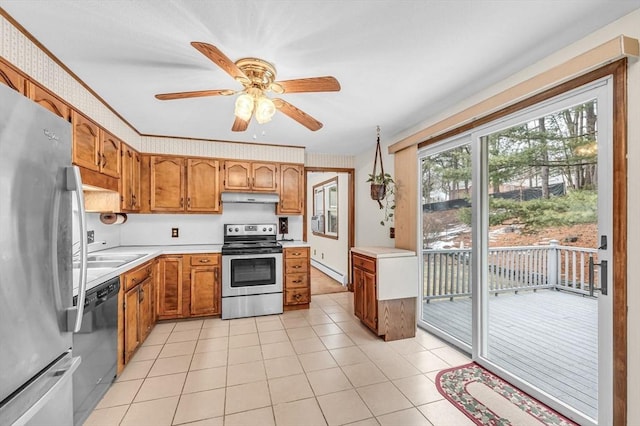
<box><xmin>100</xmin><ymin>213</ymin><xmax>127</xmax><ymax>225</ymax></box>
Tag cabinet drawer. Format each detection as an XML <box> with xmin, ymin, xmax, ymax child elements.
<box><xmin>285</xmin><ymin>273</ymin><xmax>308</xmax><ymax>289</ymax></box>
<box><xmin>352</xmin><ymin>254</ymin><xmax>376</xmax><ymax>273</ymax></box>
<box><xmin>285</xmin><ymin>258</ymin><xmax>308</xmax><ymax>274</ymax></box>
<box><xmin>285</xmin><ymin>248</ymin><xmax>309</xmax><ymax>259</ymax></box>
<box><xmin>285</xmin><ymin>288</ymin><xmax>310</xmax><ymax>305</ymax></box>
<box><xmin>190</xmin><ymin>254</ymin><xmax>219</xmax><ymax>266</ymax></box>
<box><xmin>123</xmin><ymin>262</ymin><xmax>153</xmax><ymax>291</ymax></box>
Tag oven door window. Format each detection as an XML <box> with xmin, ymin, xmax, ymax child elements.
<box><xmin>231</xmin><ymin>257</ymin><xmax>276</xmax><ymax>287</ymax></box>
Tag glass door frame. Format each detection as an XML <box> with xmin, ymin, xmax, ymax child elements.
<box><xmin>417</xmin><ymin>77</ymin><xmax>613</xmax><ymax>426</ymax></box>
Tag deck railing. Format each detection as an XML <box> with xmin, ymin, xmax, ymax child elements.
<box><xmin>423</xmin><ymin>240</ymin><xmax>598</xmax><ymax>301</ymax></box>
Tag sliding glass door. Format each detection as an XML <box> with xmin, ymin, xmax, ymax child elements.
<box><xmin>418</xmin><ymin>79</ymin><xmax>613</xmax><ymax>425</ymax></box>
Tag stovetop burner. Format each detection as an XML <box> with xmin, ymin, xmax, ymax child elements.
<box><xmin>222</xmin><ymin>223</ymin><xmax>282</xmax><ymax>255</ymax></box>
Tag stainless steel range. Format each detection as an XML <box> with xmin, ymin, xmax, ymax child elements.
<box><xmin>221</xmin><ymin>223</ymin><xmax>283</xmax><ymax>319</ymax></box>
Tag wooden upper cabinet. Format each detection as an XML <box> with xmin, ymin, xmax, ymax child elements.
<box><xmin>187</xmin><ymin>158</ymin><xmax>220</xmax><ymax>212</ymax></box>
<box><xmin>251</xmin><ymin>162</ymin><xmax>278</xmax><ymax>192</ymax></box>
<box><xmin>0</xmin><ymin>60</ymin><xmax>26</xmax><ymax>94</ymax></box>
<box><xmin>277</xmin><ymin>163</ymin><xmax>304</xmax><ymax>215</ymax></box>
<box><xmin>223</xmin><ymin>160</ymin><xmax>278</xmax><ymax>192</ymax></box>
<box><xmin>72</xmin><ymin>111</ymin><xmax>100</xmax><ymax>171</ymax></box>
<box><xmin>120</xmin><ymin>143</ymin><xmax>140</xmax><ymax>211</ymax></box>
<box><xmin>224</xmin><ymin>161</ymin><xmax>252</xmax><ymax>191</ymax></box>
<box><xmin>27</xmin><ymin>82</ymin><xmax>70</xmax><ymax>121</ymax></box>
<box><xmin>150</xmin><ymin>156</ymin><xmax>185</xmax><ymax>211</ymax></box>
<box><xmin>99</xmin><ymin>129</ymin><xmax>121</xmax><ymax>178</ymax></box>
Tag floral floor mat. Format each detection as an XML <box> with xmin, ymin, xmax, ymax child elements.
<box><xmin>436</xmin><ymin>363</ymin><xmax>577</xmax><ymax>426</ymax></box>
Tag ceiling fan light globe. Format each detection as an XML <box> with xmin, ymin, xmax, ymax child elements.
<box><xmin>255</xmin><ymin>96</ymin><xmax>276</xmax><ymax>124</ymax></box>
<box><xmin>234</xmin><ymin>93</ymin><xmax>254</xmax><ymax>121</ymax></box>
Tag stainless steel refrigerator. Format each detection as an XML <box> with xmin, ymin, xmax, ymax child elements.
<box><xmin>0</xmin><ymin>84</ymin><xmax>88</xmax><ymax>425</ymax></box>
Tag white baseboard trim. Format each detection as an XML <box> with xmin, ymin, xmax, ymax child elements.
<box><xmin>311</xmin><ymin>259</ymin><xmax>347</xmax><ymax>285</ymax></box>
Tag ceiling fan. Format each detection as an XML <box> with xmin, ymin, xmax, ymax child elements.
<box><xmin>155</xmin><ymin>42</ymin><xmax>341</xmax><ymax>132</ymax></box>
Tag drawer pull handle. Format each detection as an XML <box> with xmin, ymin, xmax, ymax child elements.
<box><xmin>199</xmin><ymin>259</ymin><xmax>210</xmax><ymax>263</ymax></box>
<box><xmin>292</xmin><ymin>280</ymin><xmax>302</xmax><ymax>284</ymax></box>
<box><xmin>293</xmin><ymin>265</ymin><xmax>301</xmax><ymax>269</ymax></box>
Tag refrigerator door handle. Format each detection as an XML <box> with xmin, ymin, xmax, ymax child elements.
<box><xmin>65</xmin><ymin>166</ymin><xmax>88</xmax><ymax>332</ymax></box>
<box><xmin>12</xmin><ymin>356</ymin><xmax>81</xmax><ymax>426</ymax></box>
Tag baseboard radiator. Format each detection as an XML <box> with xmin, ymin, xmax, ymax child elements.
<box><xmin>311</xmin><ymin>259</ymin><xmax>347</xmax><ymax>285</ymax></box>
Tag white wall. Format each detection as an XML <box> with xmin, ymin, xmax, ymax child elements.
<box><xmin>306</xmin><ymin>172</ymin><xmax>349</xmax><ymax>282</ymax></box>
<box><xmin>354</xmin><ymin>141</ymin><xmax>395</xmax><ymax>247</ymax></box>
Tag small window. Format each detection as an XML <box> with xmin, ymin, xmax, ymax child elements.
<box><xmin>312</xmin><ymin>177</ymin><xmax>338</xmax><ymax>239</ymax></box>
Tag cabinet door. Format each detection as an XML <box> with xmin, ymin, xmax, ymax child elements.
<box><xmin>138</xmin><ymin>278</ymin><xmax>153</xmax><ymax>342</ymax></box>
<box><xmin>277</xmin><ymin>164</ymin><xmax>304</xmax><ymax>214</ymax></box>
<box><xmin>124</xmin><ymin>286</ymin><xmax>139</xmax><ymax>364</ymax></box>
<box><xmin>223</xmin><ymin>161</ymin><xmax>251</xmax><ymax>191</ymax></box>
<box><xmin>150</xmin><ymin>156</ymin><xmax>185</xmax><ymax>211</ymax></box>
<box><xmin>190</xmin><ymin>265</ymin><xmax>220</xmax><ymax>316</ymax></box>
<box><xmin>251</xmin><ymin>162</ymin><xmax>278</xmax><ymax>192</ymax></box>
<box><xmin>120</xmin><ymin>144</ymin><xmax>133</xmax><ymax>210</ymax></box>
<box><xmin>72</xmin><ymin>111</ymin><xmax>100</xmax><ymax>171</ymax></box>
<box><xmin>0</xmin><ymin>60</ymin><xmax>25</xmax><ymax>94</ymax></box>
<box><xmin>187</xmin><ymin>158</ymin><xmax>220</xmax><ymax>212</ymax></box>
<box><xmin>363</xmin><ymin>270</ymin><xmax>378</xmax><ymax>331</ymax></box>
<box><xmin>353</xmin><ymin>267</ymin><xmax>364</xmax><ymax>321</ymax></box>
<box><xmin>27</xmin><ymin>82</ymin><xmax>70</xmax><ymax>121</ymax></box>
<box><xmin>157</xmin><ymin>256</ymin><xmax>184</xmax><ymax>318</ymax></box>
<box><xmin>100</xmin><ymin>130</ymin><xmax>121</xmax><ymax>178</ymax></box>
<box><xmin>131</xmin><ymin>150</ymin><xmax>141</xmax><ymax>211</ymax></box>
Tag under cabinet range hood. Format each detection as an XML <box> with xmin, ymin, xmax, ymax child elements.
<box><xmin>221</xmin><ymin>192</ymin><xmax>280</xmax><ymax>204</ymax></box>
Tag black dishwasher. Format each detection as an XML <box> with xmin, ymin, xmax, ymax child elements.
<box><xmin>72</xmin><ymin>276</ymin><xmax>120</xmax><ymax>425</ymax></box>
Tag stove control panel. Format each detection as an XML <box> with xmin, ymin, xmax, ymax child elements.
<box><xmin>225</xmin><ymin>223</ymin><xmax>276</xmax><ymax>236</ymax></box>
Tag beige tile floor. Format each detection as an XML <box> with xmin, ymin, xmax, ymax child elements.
<box><xmin>85</xmin><ymin>292</ymin><xmax>474</xmax><ymax>426</ymax></box>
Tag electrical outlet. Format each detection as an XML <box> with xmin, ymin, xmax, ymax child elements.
<box><xmin>87</xmin><ymin>230</ymin><xmax>95</xmax><ymax>244</ymax></box>
<box><xmin>171</xmin><ymin>228</ymin><xmax>179</xmax><ymax>238</ymax></box>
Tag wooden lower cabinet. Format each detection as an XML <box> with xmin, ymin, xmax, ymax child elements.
<box><xmin>121</xmin><ymin>260</ymin><xmax>155</xmax><ymax>367</ymax></box>
<box><xmin>283</xmin><ymin>247</ymin><xmax>311</xmax><ymax>309</ymax></box>
<box><xmin>156</xmin><ymin>254</ymin><xmax>221</xmax><ymax>319</ymax></box>
<box><xmin>352</xmin><ymin>253</ymin><xmax>378</xmax><ymax>332</ymax></box>
<box><xmin>189</xmin><ymin>254</ymin><xmax>221</xmax><ymax>316</ymax></box>
<box><xmin>352</xmin><ymin>252</ymin><xmax>417</xmax><ymax>341</ymax></box>
<box><xmin>157</xmin><ymin>256</ymin><xmax>184</xmax><ymax>319</ymax></box>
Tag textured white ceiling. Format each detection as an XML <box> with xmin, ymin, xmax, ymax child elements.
<box><xmin>1</xmin><ymin>1</ymin><xmax>638</xmax><ymax>155</ymax></box>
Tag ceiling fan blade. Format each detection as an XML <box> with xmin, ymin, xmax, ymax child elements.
<box><xmin>232</xmin><ymin>116</ymin><xmax>249</xmax><ymax>132</ymax></box>
<box><xmin>273</xmin><ymin>76</ymin><xmax>340</xmax><ymax>94</ymax></box>
<box><xmin>273</xmin><ymin>99</ymin><xmax>323</xmax><ymax>131</ymax></box>
<box><xmin>191</xmin><ymin>42</ymin><xmax>248</xmax><ymax>81</ymax></box>
<box><xmin>155</xmin><ymin>89</ymin><xmax>235</xmax><ymax>100</ymax></box>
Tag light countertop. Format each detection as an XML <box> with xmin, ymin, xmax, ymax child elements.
<box><xmin>351</xmin><ymin>246</ymin><xmax>416</xmax><ymax>258</ymax></box>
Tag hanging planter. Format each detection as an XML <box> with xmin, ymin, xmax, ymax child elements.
<box><xmin>367</xmin><ymin>126</ymin><xmax>395</xmax><ymax>221</ymax></box>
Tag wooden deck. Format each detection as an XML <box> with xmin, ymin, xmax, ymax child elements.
<box><xmin>422</xmin><ymin>289</ymin><xmax>597</xmax><ymax>419</ymax></box>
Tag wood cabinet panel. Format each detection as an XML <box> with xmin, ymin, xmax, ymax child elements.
<box><xmin>124</xmin><ymin>286</ymin><xmax>139</xmax><ymax>364</ymax></box>
<box><xmin>190</xmin><ymin>254</ymin><xmax>219</xmax><ymax>266</ymax></box>
<box><xmin>157</xmin><ymin>256</ymin><xmax>184</xmax><ymax>318</ymax></box>
<box><xmin>120</xmin><ymin>144</ymin><xmax>141</xmax><ymax>211</ymax></box>
<box><xmin>223</xmin><ymin>160</ymin><xmax>278</xmax><ymax>192</ymax></box>
<box><xmin>0</xmin><ymin>59</ymin><xmax>25</xmax><ymax>94</ymax></box>
<box><xmin>283</xmin><ymin>247</ymin><xmax>311</xmax><ymax>309</ymax></box>
<box><xmin>251</xmin><ymin>162</ymin><xmax>278</xmax><ymax>192</ymax></box>
<box><xmin>352</xmin><ymin>253</ymin><xmax>378</xmax><ymax>333</ymax></box>
<box><xmin>277</xmin><ymin>164</ymin><xmax>304</xmax><ymax>214</ymax></box>
<box><xmin>72</xmin><ymin>111</ymin><xmax>100</xmax><ymax>171</ymax></box>
<box><xmin>27</xmin><ymin>82</ymin><xmax>70</xmax><ymax>121</ymax></box>
<box><xmin>138</xmin><ymin>277</ymin><xmax>153</xmax><ymax>342</ymax></box>
<box><xmin>285</xmin><ymin>288</ymin><xmax>310</xmax><ymax>305</ymax></box>
<box><xmin>353</xmin><ymin>255</ymin><xmax>376</xmax><ymax>274</ymax></box>
<box><xmin>150</xmin><ymin>156</ymin><xmax>185</xmax><ymax>211</ymax></box>
<box><xmin>190</xmin><ymin>264</ymin><xmax>220</xmax><ymax>316</ymax></box>
<box><xmin>99</xmin><ymin>130</ymin><xmax>121</xmax><ymax>178</ymax></box>
<box><xmin>124</xmin><ymin>262</ymin><xmax>152</xmax><ymax>292</ymax></box>
<box><xmin>187</xmin><ymin>158</ymin><xmax>220</xmax><ymax>212</ymax></box>
<box><xmin>224</xmin><ymin>161</ymin><xmax>251</xmax><ymax>191</ymax></box>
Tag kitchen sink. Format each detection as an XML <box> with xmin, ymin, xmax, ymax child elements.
<box><xmin>73</xmin><ymin>253</ymin><xmax>147</xmax><ymax>269</ymax></box>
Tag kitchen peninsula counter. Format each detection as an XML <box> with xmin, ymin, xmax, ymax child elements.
<box><xmin>350</xmin><ymin>246</ymin><xmax>418</xmax><ymax>341</ymax></box>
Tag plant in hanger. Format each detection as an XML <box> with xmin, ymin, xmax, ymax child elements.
<box><xmin>367</xmin><ymin>126</ymin><xmax>396</xmax><ymax>225</ymax></box>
